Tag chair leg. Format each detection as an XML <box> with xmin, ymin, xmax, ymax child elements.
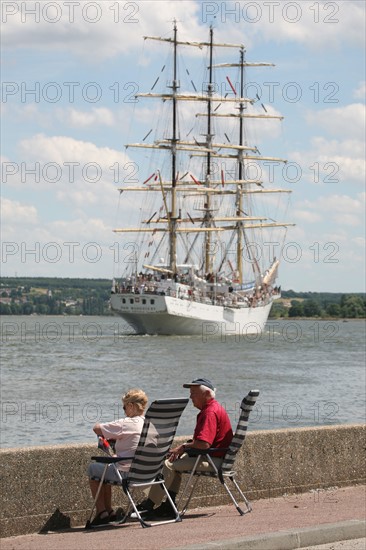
<box><xmin>85</xmin><ymin>465</ymin><xmax>109</xmax><ymax>528</ymax></box>
<box><xmin>124</xmin><ymin>486</ymin><xmax>152</xmax><ymax>528</ymax></box>
<box><xmin>177</xmin><ymin>455</ymin><xmax>203</xmax><ymax>515</ymax></box>
<box><xmin>221</xmin><ymin>475</ymin><xmax>252</xmax><ymax>516</ymax></box>
<box><xmin>178</xmin><ymin>475</ymin><xmax>200</xmax><ymax>516</ymax></box>
<box><xmin>161</xmin><ymin>482</ymin><xmax>182</xmax><ymax>523</ymax></box>
<box><xmin>125</xmin><ymin>481</ymin><xmax>182</xmax><ymax>528</ymax></box>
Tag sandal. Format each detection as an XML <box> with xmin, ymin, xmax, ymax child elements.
<box><xmin>90</xmin><ymin>510</ymin><xmax>110</xmax><ymax>526</ymax></box>
<box><xmin>109</xmin><ymin>508</ymin><xmax>125</xmax><ymax>522</ymax></box>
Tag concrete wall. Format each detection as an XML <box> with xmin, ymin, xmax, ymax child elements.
<box><xmin>0</xmin><ymin>424</ymin><xmax>364</xmax><ymax>538</ymax></box>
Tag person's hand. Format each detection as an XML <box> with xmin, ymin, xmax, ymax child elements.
<box><xmin>167</xmin><ymin>444</ymin><xmax>185</xmax><ymax>462</ymax></box>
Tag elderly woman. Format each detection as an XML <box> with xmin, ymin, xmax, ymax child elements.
<box><xmin>87</xmin><ymin>388</ymin><xmax>148</xmax><ymax>526</ymax></box>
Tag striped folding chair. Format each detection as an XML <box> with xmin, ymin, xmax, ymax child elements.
<box><xmin>178</xmin><ymin>390</ymin><xmax>259</xmax><ymax>516</ymax></box>
<box><xmin>86</xmin><ymin>397</ymin><xmax>189</xmax><ymax>528</ymax></box>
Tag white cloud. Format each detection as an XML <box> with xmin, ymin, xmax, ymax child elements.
<box><xmin>239</xmin><ymin>0</ymin><xmax>365</xmax><ymax>49</ymax></box>
<box><xmin>292</xmin><ymin>209</ymin><xmax>322</xmax><ymax>223</ymax></box>
<box><xmin>318</xmin><ymin>193</ymin><xmax>365</xmax><ymax>227</ymax></box>
<box><xmin>4</xmin><ymin>104</ymin><xmax>119</xmax><ymax>130</ymax></box>
<box><xmin>296</xmin><ymin>192</ymin><xmax>365</xmax><ymax>227</ymax></box>
<box><xmin>1</xmin><ymin>199</ymin><xmax>112</xmax><ymax>245</ymax></box>
<box><xmin>1</xmin><ymin>104</ymin><xmax>50</xmax><ymax>129</ymax></box>
<box><xmin>306</xmin><ymin>104</ymin><xmax>366</xmax><ymax>141</ymax></box>
<box><xmin>1</xmin><ymin>1</ymin><xmax>202</xmax><ymax>61</ymax></box>
<box><xmin>302</xmin><ymin>104</ymin><xmax>366</xmax><ymax>187</ymax></box>
<box><xmin>7</xmin><ymin>134</ymin><xmax>130</xmax><ymax>205</ymax></box>
<box><xmin>284</xmin><ymin>193</ymin><xmax>364</xmax><ymax>289</ymax></box>
<box><xmin>2</xmin><ymin>135</ymin><xmax>140</xmax><ymax>235</ymax></box>
<box><xmin>0</xmin><ymin>199</ymin><xmax>115</xmax><ymax>278</ymax></box>
<box><xmin>2</xmin><ymin>1</ymin><xmax>365</xmax><ymax>62</ymax></box>
<box><xmin>1</xmin><ymin>197</ymin><xmax>38</xmax><ymax>225</ymax></box>
<box><xmin>18</xmin><ymin>133</ymin><xmax>126</xmax><ymax>166</ymax></box>
<box><xmin>65</xmin><ymin>107</ymin><xmax>115</xmax><ymax>128</ymax></box>
<box><xmin>49</xmin><ymin>217</ymin><xmax>112</xmax><ymax>243</ymax></box>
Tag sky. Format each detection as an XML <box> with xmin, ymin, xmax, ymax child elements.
<box><xmin>1</xmin><ymin>0</ymin><xmax>365</xmax><ymax>292</ymax></box>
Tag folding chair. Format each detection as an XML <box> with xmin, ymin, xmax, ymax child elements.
<box><xmin>86</xmin><ymin>397</ymin><xmax>189</xmax><ymax>528</ymax></box>
<box><xmin>178</xmin><ymin>389</ymin><xmax>259</xmax><ymax>516</ymax></box>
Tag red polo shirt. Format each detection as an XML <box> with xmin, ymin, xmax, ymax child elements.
<box><xmin>194</xmin><ymin>399</ymin><xmax>233</xmax><ymax>455</ymax></box>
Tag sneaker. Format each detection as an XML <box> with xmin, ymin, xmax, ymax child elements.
<box><xmin>129</xmin><ymin>500</ymin><xmax>154</xmax><ymax>519</ymax></box>
<box><xmin>144</xmin><ymin>500</ymin><xmax>176</xmax><ymax>520</ymax></box>
<box><xmin>136</xmin><ymin>499</ymin><xmax>154</xmax><ymax>513</ymax></box>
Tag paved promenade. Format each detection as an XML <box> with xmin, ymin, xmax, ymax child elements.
<box><xmin>2</xmin><ymin>485</ymin><xmax>365</xmax><ymax>550</ymax></box>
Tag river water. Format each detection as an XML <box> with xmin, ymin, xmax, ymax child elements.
<box><xmin>0</xmin><ymin>316</ymin><xmax>365</xmax><ymax>448</ymax></box>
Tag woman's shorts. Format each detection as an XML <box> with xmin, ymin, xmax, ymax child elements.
<box><xmin>87</xmin><ymin>462</ymin><xmax>127</xmax><ymax>485</ymax></box>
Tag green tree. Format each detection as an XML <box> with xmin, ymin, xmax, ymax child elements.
<box><xmin>341</xmin><ymin>295</ymin><xmax>366</xmax><ymax>318</ymax></box>
<box><xmin>326</xmin><ymin>303</ymin><xmax>341</xmax><ymax>317</ymax></box>
<box><xmin>303</xmin><ymin>300</ymin><xmax>322</xmax><ymax>317</ymax></box>
<box><xmin>269</xmin><ymin>302</ymin><xmax>288</xmax><ymax>318</ymax></box>
<box><xmin>288</xmin><ymin>300</ymin><xmax>304</xmax><ymax>317</ymax></box>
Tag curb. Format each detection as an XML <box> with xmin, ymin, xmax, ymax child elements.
<box><xmin>170</xmin><ymin>520</ymin><xmax>366</xmax><ymax>550</ymax></box>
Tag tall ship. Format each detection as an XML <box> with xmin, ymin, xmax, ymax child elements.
<box><xmin>110</xmin><ymin>24</ymin><xmax>294</xmax><ymax>336</ymax></box>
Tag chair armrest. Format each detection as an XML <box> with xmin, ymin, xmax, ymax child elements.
<box><xmin>186</xmin><ymin>447</ymin><xmax>229</xmax><ymax>457</ymax></box>
<box><xmin>91</xmin><ymin>456</ymin><xmax>134</xmax><ymax>464</ymax></box>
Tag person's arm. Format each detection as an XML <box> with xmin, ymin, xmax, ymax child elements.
<box><xmin>168</xmin><ymin>438</ymin><xmax>210</xmax><ymax>461</ymax></box>
<box><xmin>168</xmin><ymin>407</ymin><xmax>217</xmax><ymax>461</ymax></box>
<box><xmin>93</xmin><ymin>423</ymin><xmax>103</xmax><ymax>436</ymax></box>
<box><xmin>93</xmin><ymin>423</ymin><xmax>118</xmax><ymax>456</ymax></box>
<box><xmin>184</xmin><ymin>439</ymin><xmax>210</xmax><ymax>451</ymax></box>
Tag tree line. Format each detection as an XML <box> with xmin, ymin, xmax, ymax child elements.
<box><xmin>0</xmin><ymin>277</ymin><xmax>365</xmax><ymax>318</ymax></box>
<box><xmin>271</xmin><ymin>291</ymin><xmax>365</xmax><ymax>319</ymax></box>
<box><xmin>0</xmin><ymin>277</ymin><xmax>111</xmax><ymax>316</ymax></box>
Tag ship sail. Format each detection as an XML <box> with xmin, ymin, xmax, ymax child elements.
<box><xmin>110</xmin><ymin>23</ymin><xmax>294</xmax><ymax>336</ymax></box>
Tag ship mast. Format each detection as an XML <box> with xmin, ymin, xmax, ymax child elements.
<box><xmin>204</xmin><ymin>27</ymin><xmax>214</xmax><ymax>274</ymax></box>
<box><xmin>236</xmin><ymin>46</ymin><xmax>245</xmax><ymax>283</ymax></box>
<box><xmin>114</xmin><ymin>25</ymin><xmax>294</xmax><ymax>283</ymax></box>
<box><xmin>235</xmin><ymin>48</ymin><xmax>262</xmax><ymax>284</ymax></box>
<box><xmin>169</xmin><ymin>22</ymin><xmax>178</xmax><ymax>274</ymax></box>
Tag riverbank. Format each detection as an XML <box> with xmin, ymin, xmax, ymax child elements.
<box><xmin>1</xmin><ymin>424</ymin><xmax>364</xmax><ymax>538</ymax></box>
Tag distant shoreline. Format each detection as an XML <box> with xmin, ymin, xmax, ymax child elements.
<box><xmin>1</xmin><ymin>277</ymin><xmax>364</xmax><ymax>318</ymax></box>
<box><xmin>1</xmin><ymin>314</ymin><xmax>364</xmax><ymax>320</ymax></box>
<box><xmin>271</xmin><ymin>317</ymin><xmax>365</xmax><ymax>321</ymax></box>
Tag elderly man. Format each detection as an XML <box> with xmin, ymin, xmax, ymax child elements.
<box><xmin>140</xmin><ymin>378</ymin><xmax>233</xmax><ymax>519</ymax></box>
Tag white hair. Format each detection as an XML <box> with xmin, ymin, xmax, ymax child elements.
<box><xmin>199</xmin><ymin>385</ymin><xmax>216</xmax><ymax>399</ymax></box>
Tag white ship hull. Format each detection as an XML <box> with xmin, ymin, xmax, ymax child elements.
<box><xmin>110</xmin><ymin>293</ymin><xmax>273</xmax><ymax>336</ymax></box>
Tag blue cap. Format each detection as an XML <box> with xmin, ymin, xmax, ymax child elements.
<box><xmin>183</xmin><ymin>378</ymin><xmax>215</xmax><ymax>391</ymax></box>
